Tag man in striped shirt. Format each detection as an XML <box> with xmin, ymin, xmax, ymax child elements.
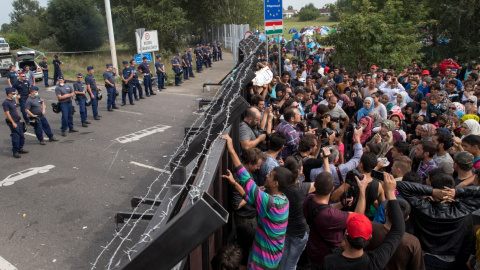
<box><xmin>221</xmin><ymin>134</ymin><xmax>291</xmax><ymax>269</ymax></box>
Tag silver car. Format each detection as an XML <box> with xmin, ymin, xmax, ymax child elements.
<box><xmin>15</xmin><ymin>51</ymin><xmax>43</xmax><ymax>81</ymax></box>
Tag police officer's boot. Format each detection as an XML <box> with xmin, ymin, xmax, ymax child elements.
<box><xmin>13</xmin><ymin>152</ymin><xmax>20</xmax><ymax>158</ymax></box>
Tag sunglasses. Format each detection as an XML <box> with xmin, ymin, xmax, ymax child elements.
<box><xmin>20</xmin><ymin>75</ymin><xmax>25</xmax><ymax>77</ymax></box>
<box><xmin>77</xmin><ymin>76</ymin><xmax>83</xmax><ymax>78</ymax></box>
<box><xmin>439</xmin><ymin>95</ymin><xmax>444</xmax><ymax>97</ymax></box>
<box><xmin>467</xmin><ymin>100</ymin><xmax>476</xmax><ymax>103</ymax></box>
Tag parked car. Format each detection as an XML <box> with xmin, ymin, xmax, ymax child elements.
<box><xmin>0</xmin><ymin>43</ymin><xmax>10</xmax><ymax>54</ymax></box>
<box><xmin>0</xmin><ymin>53</ymin><xmax>13</xmax><ymax>77</ymax></box>
<box><xmin>15</xmin><ymin>51</ymin><xmax>43</xmax><ymax>81</ymax></box>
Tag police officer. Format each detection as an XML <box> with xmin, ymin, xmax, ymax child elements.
<box><xmin>52</xmin><ymin>55</ymin><xmax>63</xmax><ymax>85</ymax></box>
<box><xmin>202</xmin><ymin>44</ymin><xmax>208</xmax><ymax>68</ymax></box>
<box><xmin>6</xmin><ymin>65</ymin><xmax>18</xmax><ymax>87</ymax></box>
<box><xmin>187</xmin><ymin>47</ymin><xmax>195</xmax><ymax>78</ymax></box>
<box><xmin>217</xmin><ymin>41</ymin><xmax>223</xmax><ymax>60</ymax></box>
<box><xmin>121</xmin><ymin>61</ymin><xmax>134</xmax><ymax>106</ymax></box>
<box><xmin>212</xmin><ymin>40</ymin><xmax>218</xmax><ymax>61</ymax></box>
<box><xmin>12</xmin><ymin>71</ymin><xmax>31</xmax><ymax>124</ymax></box>
<box><xmin>39</xmin><ymin>57</ymin><xmax>49</xmax><ymax>87</ymax></box>
<box><xmin>129</xmin><ymin>59</ymin><xmax>144</xmax><ymax>100</ymax></box>
<box><xmin>73</xmin><ymin>73</ymin><xmax>90</xmax><ymax>127</ymax></box>
<box><xmin>55</xmin><ymin>76</ymin><xmax>77</xmax><ymax>136</ymax></box>
<box><xmin>182</xmin><ymin>50</ymin><xmax>189</xmax><ymax>81</ymax></box>
<box><xmin>85</xmin><ymin>66</ymin><xmax>101</xmax><ymax>120</ymax></box>
<box><xmin>154</xmin><ymin>55</ymin><xmax>166</xmax><ymax>91</ymax></box>
<box><xmin>3</xmin><ymin>87</ymin><xmax>28</xmax><ymax>158</ymax></box>
<box><xmin>171</xmin><ymin>52</ymin><xmax>182</xmax><ymax>86</ymax></box>
<box><xmin>25</xmin><ymin>86</ymin><xmax>58</xmax><ymax>144</ymax></box>
<box><xmin>103</xmin><ymin>64</ymin><xmax>118</xmax><ymax>111</ymax></box>
<box><xmin>138</xmin><ymin>57</ymin><xmax>156</xmax><ymax>96</ymax></box>
<box><xmin>205</xmin><ymin>43</ymin><xmax>212</xmax><ymax>68</ymax></box>
<box><xmin>195</xmin><ymin>45</ymin><xmax>203</xmax><ymax>73</ymax></box>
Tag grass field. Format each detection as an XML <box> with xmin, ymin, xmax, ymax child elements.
<box><xmin>282</xmin><ymin>16</ymin><xmax>339</xmax><ymax>40</ymax></box>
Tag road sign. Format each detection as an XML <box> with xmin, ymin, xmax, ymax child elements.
<box><xmin>135</xmin><ymin>30</ymin><xmax>159</xmax><ymax>54</ymax></box>
<box><xmin>264</xmin><ymin>0</ymin><xmax>283</xmax><ymax>35</ymax></box>
<box><xmin>134</xmin><ymin>53</ymin><xmax>152</xmax><ymax>64</ymax></box>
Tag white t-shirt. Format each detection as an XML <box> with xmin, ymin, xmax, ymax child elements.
<box><xmin>373</xmin><ymin>103</ymin><xmax>387</xmax><ymax>120</ymax></box>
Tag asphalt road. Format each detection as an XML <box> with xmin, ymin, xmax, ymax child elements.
<box><xmin>0</xmin><ymin>54</ymin><xmax>232</xmax><ymax>270</ymax></box>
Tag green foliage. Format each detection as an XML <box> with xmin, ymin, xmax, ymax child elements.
<box><xmin>9</xmin><ymin>0</ymin><xmax>45</xmax><ymax>27</ymax></box>
<box><xmin>322</xmin><ymin>0</ymin><xmax>423</xmax><ymax>69</ymax></box>
<box><xmin>47</xmin><ymin>0</ymin><xmax>106</xmax><ymax>51</ymax></box>
<box><xmin>287</xmin><ymin>5</ymin><xmax>294</xmax><ymax>10</ymax></box>
<box><xmin>38</xmin><ymin>35</ymin><xmax>62</xmax><ymax>52</ymax></box>
<box><xmin>1</xmin><ymin>23</ymin><xmax>13</xmax><ymax>34</ymax></box>
<box><xmin>298</xmin><ymin>9</ymin><xmax>319</xmax><ymax>22</ymax></box>
<box><xmin>4</xmin><ymin>33</ymin><xmax>30</xmax><ymax>49</ymax></box>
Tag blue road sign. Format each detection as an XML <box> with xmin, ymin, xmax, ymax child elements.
<box><xmin>134</xmin><ymin>53</ymin><xmax>152</xmax><ymax>64</ymax></box>
<box><xmin>264</xmin><ymin>0</ymin><xmax>283</xmax><ymax>21</ymax></box>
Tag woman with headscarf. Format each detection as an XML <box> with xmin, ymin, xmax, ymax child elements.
<box><xmin>355</xmin><ymin>116</ymin><xmax>373</xmax><ymax>145</ymax></box>
<box><xmin>369</xmin><ymin>110</ymin><xmax>383</xmax><ymax>133</ymax></box>
<box><xmin>339</xmin><ymin>94</ymin><xmax>351</xmax><ymax>111</ymax></box>
<box><xmin>394</xmin><ymin>92</ymin><xmax>408</xmax><ymax>109</ymax></box>
<box><xmin>356</xmin><ymin>97</ymin><xmax>374</xmax><ymax>122</ymax></box>
<box><xmin>452</xmin><ymin>110</ymin><xmax>465</xmax><ymax>137</ymax></box>
<box><xmin>461</xmin><ymin>114</ymin><xmax>480</xmax><ymax>123</ymax></box>
<box><xmin>370</xmin><ymin>120</ymin><xmax>397</xmax><ymax>157</ymax></box>
<box><xmin>381</xmin><ymin>93</ymin><xmax>393</xmax><ymax>113</ymax></box>
<box><xmin>461</xmin><ymin>119</ymin><xmax>480</xmax><ymax>139</ymax></box>
<box><xmin>404</xmin><ymin>102</ymin><xmax>416</xmax><ymax>128</ymax></box>
<box><xmin>452</xmin><ymin>102</ymin><xmax>465</xmax><ymax>114</ymax></box>
<box><xmin>346</xmin><ymin>96</ymin><xmax>364</xmax><ymax>120</ymax></box>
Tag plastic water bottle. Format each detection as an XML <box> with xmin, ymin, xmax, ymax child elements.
<box><xmin>206</xmin><ymin>81</ymin><xmax>211</xmax><ymax>92</ymax></box>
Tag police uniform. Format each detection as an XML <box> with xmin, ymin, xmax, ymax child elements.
<box><xmin>217</xmin><ymin>41</ymin><xmax>223</xmax><ymax>60</ymax></box>
<box><xmin>121</xmin><ymin>61</ymin><xmax>134</xmax><ymax>106</ymax></box>
<box><xmin>85</xmin><ymin>66</ymin><xmax>101</xmax><ymax>120</ymax></box>
<box><xmin>52</xmin><ymin>55</ymin><xmax>63</xmax><ymax>85</ymax></box>
<box><xmin>39</xmin><ymin>58</ymin><xmax>49</xmax><ymax>86</ymax></box>
<box><xmin>181</xmin><ymin>51</ymin><xmax>189</xmax><ymax>80</ymax></box>
<box><xmin>171</xmin><ymin>53</ymin><xmax>182</xmax><ymax>86</ymax></box>
<box><xmin>73</xmin><ymin>73</ymin><xmax>89</xmax><ymax>126</ymax></box>
<box><xmin>187</xmin><ymin>48</ymin><xmax>195</xmax><ymax>78</ymax></box>
<box><xmin>103</xmin><ymin>64</ymin><xmax>118</xmax><ymax>110</ymax></box>
<box><xmin>138</xmin><ymin>57</ymin><xmax>155</xmax><ymax>96</ymax></box>
<box><xmin>12</xmin><ymin>73</ymin><xmax>31</xmax><ymax>125</ymax></box>
<box><xmin>154</xmin><ymin>56</ymin><xmax>166</xmax><ymax>90</ymax></box>
<box><xmin>3</xmin><ymin>87</ymin><xmax>27</xmax><ymax>158</ymax></box>
<box><xmin>25</xmin><ymin>86</ymin><xmax>58</xmax><ymax>143</ymax></box>
<box><xmin>195</xmin><ymin>45</ymin><xmax>203</xmax><ymax>73</ymax></box>
<box><xmin>54</xmin><ymin>76</ymin><xmax>77</xmax><ymax>136</ymax></box>
<box><xmin>129</xmin><ymin>60</ymin><xmax>144</xmax><ymax>100</ymax></box>
<box><xmin>212</xmin><ymin>41</ymin><xmax>218</xmax><ymax>61</ymax></box>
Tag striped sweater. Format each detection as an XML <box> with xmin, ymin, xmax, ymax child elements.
<box><xmin>235</xmin><ymin>165</ymin><xmax>289</xmax><ymax>270</ymax></box>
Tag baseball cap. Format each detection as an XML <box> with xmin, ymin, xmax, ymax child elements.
<box><xmin>422</xmin><ymin>70</ymin><xmax>430</xmax><ymax>75</ymax></box>
<box><xmin>58</xmin><ymin>75</ymin><xmax>64</xmax><ymax>79</ymax></box>
<box><xmin>18</xmin><ymin>71</ymin><xmax>25</xmax><ymax>75</ymax></box>
<box><xmin>382</xmin><ymin>68</ymin><xmax>388</xmax><ymax>73</ymax></box>
<box><xmin>87</xmin><ymin>66</ymin><xmax>94</xmax><ymax>71</ymax></box>
<box><xmin>106</xmin><ymin>63</ymin><xmax>113</xmax><ymax>67</ymax></box>
<box><xmin>122</xmin><ymin>61</ymin><xmax>128</xmax><ymax>64</ymax></box>
<box><xmin>371</xmin><ymin>65</ymin><xmax>377</xmax><ymax>69</ymax></box>
<box><xmin>299</xmin><ymin>78</ymin><xmax>306</xmax><ymax>83</ymax></box>
<box><xmin>43</xmin><ymin>57</ymin><xmax>47</xmax><ymax>60</ymax></box>
<box><xmin>77</xmin><ymin>73</ymin><xmax>83</xmax><ymax>77</ymax></box>
<box><xmin>5</xmin><ymin>87</ymin><xmax>16</xmax><ymax>93</ymax></box>
<box><xmin>346</xmin><ymin>213</ymin><xmax>372</xmax><ymax>240</ymax></box>
<box><xmin>454</xmin><ymin>151</ymin><xmax>474</xmax><ymax>168</ymax></box>
<box><xmin>30</xmin><ymin>86</ymin><xmax>39</xmax><ymax>91</ymax></box>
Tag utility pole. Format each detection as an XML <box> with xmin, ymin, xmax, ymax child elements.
<box><xmin>104</xmin><ymin>0</ymin><xmax>118</xmax><ymax>75</ymax></box>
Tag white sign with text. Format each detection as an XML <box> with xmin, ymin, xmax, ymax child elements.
<box><xmin>135</xmin><ymin>30</ymin><xmax>159</xmax><ymax>54</ymax></box>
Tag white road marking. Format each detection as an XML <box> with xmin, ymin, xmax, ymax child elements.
<box><xmin>130</xmin><ymin>161</ymin><xmax>171</xmax><ymax>174</ymax></box>
<box><xmin>0</xmin><ymin>165</ymin><xmax>55</xmax><ymax>187</ymax></box>
<box><xmin>24</xmin><ymin>132</ymin><xmax>36</xmax><ymax>137</ymax></box>
<box><xmin>114</xmin><ymin>109</ymin><xmax>143</xmax><ymax>115</ymax></box>
<box><xmin>0</xmin><ymin>255</ymin><xmax>17</xmax><ymax>270</ymax></box>
<box><xmin>114</xmin><ymin>125</ymin><xmax>171</xmax><ymax>144</ymax></box>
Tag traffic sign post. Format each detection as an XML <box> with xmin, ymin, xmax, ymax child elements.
<box><xmin>264</xmin><ymin>0</ymin><xmax>283</xmax><ymax>36</ymax></box>
<box><xmin>135</xmin><ymin>30</ymin><xmax>159</xmax><ymax>54</ymax></box>
<box><xmin>134</xmin><ymin>53</ymin><xmax>152</xmax><ymax>64</ymax></box>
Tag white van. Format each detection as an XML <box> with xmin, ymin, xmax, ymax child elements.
<box><xmin>0</xmin><ymin>43</ymin><xmax>10</xmax><ymax>54</ymax></box>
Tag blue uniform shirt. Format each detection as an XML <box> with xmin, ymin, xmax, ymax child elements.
<box><xmin>2</xmin><ymin>99</ymin><xmax>20</xmax><ymax>121</ymax></box>
<box><xmin>154</xmin><ymin>61</ymin><xmax>163</xmax><ymax>73</ymax></box>
<box><xmin>171</xmin><ymin>57</ymin><xmax>180</xmax><ymax>67</ymax></box>
<box><xmin>187</xmin><ymin>51</ymin><xmax>193</xmax><ymax>61</ymax></box>
<box><xmin>129</xmin><ymin>66</ymin><xmax>138</xmax><ymax>79</ymax></box>
<box><xmin>25</xmin><ymin>95</ymin><xmax>44</xmax><ymax>115</ymax></box>
<box><xmin>85</xmin><ymin>74</ymin><xmax>98</xmax><ymax>91</ymax></box>
<box><xmin>55</xmin><ymin>84</ymin><xmax>74</xmax><ymax>104</ymax></box>
<box><xmin>7</xmin><ymin>71</ymin><xmax>18</xmax><ymax>85</ymax></box>
<box><xmin>39</xmin><ymin>61</ymin><xmax>48</xmax><ymax>70</ymax></box>
<box><xmin>122</xmin><ymin>67</ymin><xmax>133</xmax><ymax>80</ymax></box>
<box><xmin>103</xmin><ymin>70</ymin><xmax>116</xmax><ymax>87</ymax></box>
<box><xmin>13</xmin><ymin>80</ymin><xmax>30</xmax><ymax>97</ymax></box>
<box><xmin>138</xmin><ymin>63</ymin><xmax>150</xmax><ymax>74</ymax></box>
<box><xmin>53</xmin><ymin>59</ymin><xmax>62</xmax><ymax>71</ymax></box>
<box><xmin>73</xmin><ymin>81</ymin><xmax>85</xmax><ymax>97</ymax></box>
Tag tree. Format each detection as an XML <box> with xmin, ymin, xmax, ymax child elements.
<box><xmin>298</xmin><ymin>9</ymin><xmax>319</xmax><ymax>21</ymax></box>
<box><xmin>1</xmin><ymin>24</ymin><xmax>13</xmax><ymax>34</ymax></box>
<box><xmin>321</xmin><ymin>0</ymin><xmax>424</xmax><ymax>69</ymax></box>
<box><xmin>9</xmin><ymin>0</ymin><xmax>45</xmax><ymax>27</ymax></box>
<box><xmin>4</xmin><ymin>33</ymin><xmax>30</xmax><ymax>49</ymax></box>
<box><xmin>287</xmin><ymin>5</ymin><xmax>294</xmax><ymax>10</ymax></box>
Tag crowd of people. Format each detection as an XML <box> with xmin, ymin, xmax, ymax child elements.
<box><xmin>2</xmin><ymin>41</ymin><xmax>223</xmax><ymax>158</ymax></box>
<box><xmin>211</xmin><ymin>48</ymin><xmax>480</xmax><ymax>270</ymax></box>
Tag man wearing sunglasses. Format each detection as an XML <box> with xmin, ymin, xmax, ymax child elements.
<box><xmin>12</xmin><ymin>71</ymin><xmax>31</xmax><ymax>125</ymax></box>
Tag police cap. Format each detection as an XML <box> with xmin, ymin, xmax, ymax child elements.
<box><xmin>30</xmin><ymin>86</ymin><xmax>39</xmax><ymax>91</ymax></box>
<box><xmin>87</xmin><ymin>66</ymin><xmax>94</xmax><ymax>71</ymax></box>
<box><xmin>5</xmin><ymin>87</ymin><xmax>16</xmax><ymax>93</ymax></box>
<box><xmin>122</xmin><ymin>61</ymin><xmax>128</xmax><ymax>64</ymax></box>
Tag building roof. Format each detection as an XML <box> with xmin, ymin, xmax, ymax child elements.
<box><xmin>318</xmin><ymin>8</ymin><xmax>331</xmax><ymax>13</ymax></box>
<box><xmin>283</xmin><ymin>9</ymin><xmax>297</xmax><ymax>13</ymax></box>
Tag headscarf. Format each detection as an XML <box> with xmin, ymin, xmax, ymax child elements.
<box><xmin>454</xmin><ymin>110</ymin><xmax>466</xmax><ymax>120</ymax></box>
<box><xmin>395</xmin><ymin>92</ymin><xmax>408</xmax><ymax>108</ymax></box>
<box><xmin>421</xmin><ymin>123</ymin><xmax>437</xmax><ymax>137</ymax></box>
<box><xmin>378</xmin><ymin>131</ymin><xmax>394</xmax><ymax>157</ymax></box>
<box><xmin>339</xmin><ymin>94</ymin><xmax>351</xmax><ymax>110</ymax></box>
<box><xmin>357</xmin><ymin>116</ymin><xmax>373</xmax><ymax>144</ymax></box>
<box><xmin>368</xmin><ymin>110</ymin><xmax>383</xmax><ymax>128</ymax></box>
<box><xmin>463</xmin><ymin>119</ymin><xmax>480</xmax><ymax>138</ymax></box>
<box><xmin>405</xmin><ymin>102</ymin><xmax>416</xmax><ymax>115</ymax></box>
<box><xmin>438</xmin><ymin>128</ymin><xmax>453</xmax><ymax>137</ymax></box>
<box><xmin>453</xmin><ymin>102</ymin><xmax>465</xmax><ymax>113</ymax></box>
<box><xmin>382</xmin><ymin>120</ymin><xmax>395</xmax><ymax>132</ymax></box>
<box><xmin>468</xmin><ymin>95</ymin><xmax>478</xmax><ymax>105</ymax></box>
<box><xmin>461</xmin><ymin>114</ymin><xmax>480</xmax><ymax>123</ymax></box>
<box><xmin>352</xmin><ymin>97</ymin><xmax>363</xmax><ymax>111</ymax></box>
<box><xmin>349</xmin><ymin>90</ymin><xmax>360</xmax><ymax>99</ymax></box>
<box><xmin>392</xmin><ymin>131</ymin><xmax>403</xmax><ymax>143</ymax></box>
<box><xmin>357</xmin><ymin>97</ymin><xmax>374</xmax><ymax>121</ymax></box>
<box><xmin>382</xmin><ymin>93</ymin><xmax>393</xmax><ymax>105</ymax></box>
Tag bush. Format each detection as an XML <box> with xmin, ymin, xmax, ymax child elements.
<box><xmin>4</xmin><ymin>33</ymin><xmax>30</xmax><ymax>49</ymax></box>
<box><xmin>38</xmin><ymin>35</ymin><xmax>62</xmax><ymax>52</ymax></box>
<box><xmin>298</xmin><ymin>9</ymin><xmax>319</xmax><ymax>22</ymax></box>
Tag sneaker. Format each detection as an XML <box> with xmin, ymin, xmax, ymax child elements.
<box><xmin>18</xmin><ymin>149</ymin><xmax>29</xmax><ymax>154</ymax></box>
<box><xmin>94</xmin><ymin>116</ymin><xmax>101</xmax><ymax>120</ymax></box>
<box><xmin>13</xmin><ymin>152</ymin><xmax>20</xmax><ymax>158</ymax></box>
<box><xmin>49</xmin><ymin>137</ymin><xmax>59</xmax><ymax>142</ymax></box>
<box><xmin>82</xmin><ymin>123</ymin><xmax>88</xmax><ymax>127</ymax></box>
<box><xmin>40</xmin><ymin>140</ymin><xmax>46</xmax><ymax>145</ymax></box>
<box><xmin>61</xmin><ymin>130</ymin><xmax>66</xmax><ymax>137</ymax></box>
<box><xmin>85</xmin><ymin>121</ymin><xmax>91</xmax><ymax>124</ymax></box>
<box><xmin>69</xmin><ymin>129</ymin><xmax>78</xmax><ymax>133</ymax></box>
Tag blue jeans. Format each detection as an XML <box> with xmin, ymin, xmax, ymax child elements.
<box><xmin>43</xmin><ymin>71</ymin><xmax>48</xmax><ymax>86</ymax></box>
<box><xmin>156</xmin><ymin>72</ymin><xmax>164</xmax><ymax>89</ymax></box>
<box><xmin>279</xmin><ymin>232</ymin><xmax>309</xmax><ymax>270</ymax></box>
<box><xmin>144</xmin><ymin>75</ymin><xmax>153</xmax><ymax>95</ymax></box>
<box><xmin>174</xmin><ymin>67</ymin><xmax>181</xmax><ymax>85</ymax></box>
<box><xmin>34</xmin><ymin>115</ymin><xmax>54</xmax><ymax>141</ymax></box>
<box><xmin>196</xmin><ymin>59</ymin><xmax>202</xmax><ymax>72</ymax></box>
<box><xmin>218</xmin><ymin>50</ymin><xmax>222</xmax><ymax>60</ymax></box>
<box><xmin>133</xmin><ymin>79</ymin><xmax>143</xmax><ymax>98</ymax></box>
<box><xmin>60</xmin><ymin>102</ymin><xmax>74</xmax><ymax>131</ymax></box>
<box><xmin>19</xmin><ymin>98</ymin><xmax>29</xmax><ymax>124</ymax></box>
<box><xmin>77</xmin><ymin>97</ymin><xmax>87</xmax><ymax>122</ymax></box>
<box><xmin>8</xmin><ymin>120</ymin><xmax>25</xmax><ymax>152</ymax></box>
<box><xmin>183</xmin><ymin>67</ymin><xmax>189</xmax><ymax>80</ymax></box>
<box><xmin>122</xmin><ymin>84</ymin><xmax>133</xmax><ymax>104</ymax></box>
<box><xmin>188</xmin><ymin>61</ymin><xmax>194</xmax><ymax>76</ymax></box>
<box><xmin>53</xmin><ymin>69</ymin><xmax>62</xmax><ymax>85</ymax></box>
<box><xmin>91</xmin><ymin>90</ymin><xmax>98</xmax><ymax>117</ymax></box>
<box><xmin>106</xmin><ymin>87</ymin><xmax>116</xmax><ymax>109</ymax></box>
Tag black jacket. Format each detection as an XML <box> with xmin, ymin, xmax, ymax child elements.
<box><xmin>396</xmin><ymin>181</ymin><xmax>478</xmax><ymax>256</ymax></box>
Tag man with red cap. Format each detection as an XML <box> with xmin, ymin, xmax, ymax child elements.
<box><xmin>39</xmin><ymin>57</ymin><xmax>49</xmax><ymax>87</ymax></box>
<box><xmin>320</xmin><ymin>172</ymin><xmax>405</xmax><ymax>269</ymax></box>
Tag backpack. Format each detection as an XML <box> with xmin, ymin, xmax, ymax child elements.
<box><xmin>306</xmin><ymin>196</ymin><xmax>336</xmax><ymax>253</ymax></box>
